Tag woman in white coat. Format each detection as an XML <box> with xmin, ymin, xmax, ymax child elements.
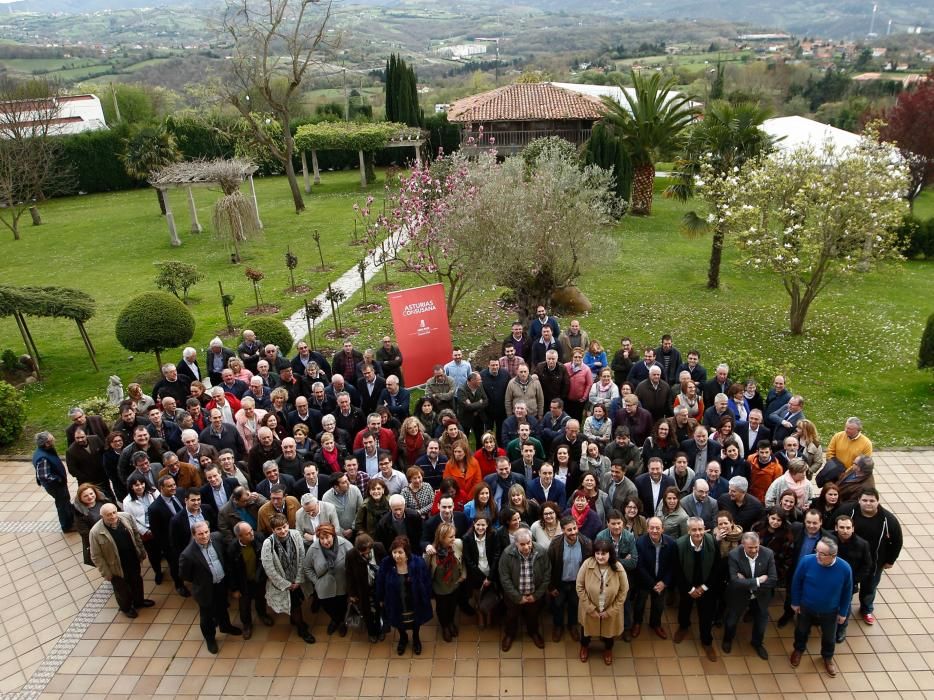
<box><xmin>260</xmin><ymin>513</ymin><xmax>315</xmax><ymax>643</ymax></box>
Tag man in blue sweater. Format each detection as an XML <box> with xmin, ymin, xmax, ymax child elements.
<box><xmin>789</xmin><ymin>537</ymin><xmax>853</xmax><ymax>678</ymax></box>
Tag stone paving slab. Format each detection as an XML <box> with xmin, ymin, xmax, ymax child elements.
<box><xmin>0</xmin><ymin>451</ymin><xmax>932</xmax><ymax>699</ymax></box>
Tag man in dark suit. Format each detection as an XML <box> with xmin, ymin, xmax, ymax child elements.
<box><xmin>721</xmin><ymin>531</ymin><xmax>778</xmax><ymax>659</ymax></box>
<box><xmin>511</xmin><ymin>442</ymin><xmax>544</xmax><ymax>484</ymax></box>
<box><xmin>375</xmin><ymin>495</ymin><xmax>423</xmax><ymax>553</ymax></box>
<box><xmin>716</xmin><ymin>476</ymin><xmax>764</xmax><ymax>531</ymax></box>
<box><xmin>199</xmin><ymin>409</ymin><xmax>246</xmax><ymax>461</ymax></box>
<box><xmin>225</xmin><ymin>522</ymin><xmax>273</xmax><ymax>639</ymax></box>
<box><xmin>777</xmin><ymin>508</ymin><xmax>832</xmax><ymax>628</ymax></box>
<box><xmin>177</xmin><ymin>430</ymin><xmax>219</xmax><ymax>468</ymax></box>
<box><xmin>176</xmin><ymin>347</ymin><xmax>202</xmax><ymax>383</ymax></box>
<box><xmin>65</xmin><ymin>407</ymin><xmax>111</xmax><ymax>446</ymax></box>
<box><xmin>484</xmin><ymin>457</ymin><xmax>527</xmax><ymax>509</ymax></box>
<box><xmin>170</xmin><ymin>491</ymin><xmax>219</xmax><ymax>556</ymax></box>
<box><xmin>526</xmin><ymin>463</ymin><xmax>566</xmax><ymax>511</ymax></box>
<box><xmin>205</xmin><ymin>339</ymin><xmax>236</xmax><ymax>387</ymax></box>
<box><xmin>601</xmin><ymin>461</ymin><xmax>637</xmax><ymax>514</ymax></box>
<box><xmin>331</xmin><ymin>392</ymin><xmax>365</xmax><ymax>440</ymax></box>
<box><xmin>421</xmin><ymin>496</ymin><xmax>469</xmax><ymax>553</ymax></box>
<box><xmin>237</xmin><ymin>331</ymin><xmax>263</xmax><ymax>373</ymax></box>
<box><xmin>680</xmin><ymin>425</ymin><xmax>722</xmax><ymax>477</ymax></box>
<box><xmin>679</xmin><ymin>479</ymin><xmax>718</xmax><ymax>530</ymax></box>
<box><xmin>291</xmin><ymin>342</ymin><xmax>331</xmax><ymax>380</ymax></box>
<box><xmin>217</xmin><ymin>487</ymin><xmax>267</xmax><ymax>542</ymax></box>
<box><xmin>179</xmin><ymin>521</ymin><xmax>242</xmax><ymax>653</ymax></box>
<box><xmin>767</xmin><ymin>395</ymin><xmax>805</xmax><ymax>448</ymax></box>
<box><xmin>199</xmin><ymin>464</ymin><xmax>240</xmax><ymax>512</ymax></box>
<box><xmin>355</xmin><ymin>364</ymin><xmax>386</xmax><ymax>417</ymax></box>
<box><xmin>633</xmin><ymin>517</ymin><xmax>677</xmax><ymax>639</ymax></box>
<box><xmin>735</xmin><ymin>410</ymin><xmax>772</xmax><ymax>455</ymax></box>
<box><xmin>290</xmin><ymin>463</ymin><xmax>331</xmax><ymax>501</ymax></box>
<box><xmin>255</xmin><ymin>461</ymin><xmax>297</xmax><ymax>499</ymax></box>
<box><xmin>702</xmin><ymin>363</ymin><xmax>732</xmax><ymax>408</ymax></box>
<box><xmin>148</xmin><ymin>474</ymin><xmax>188</xmax><ymax>595</ymax></box>
<box><xmin>378</xmin><ymin>375</ymin><xmax>411</xmax><ymax>423</ymax></box>
<box><xmin>674</xmin><ymin>518</ymin><xmax>720</xmax><ymax>660</ymax></box>
<box><xmin>634</xmin><ymin>457</ymin><xmax>676</xmax><ymax>517</ymax></box>
<box><xmin>152</xmin><ymin>363</ymin><xmax>192</xmax><ymax>405</ymax></box>
<box><xmin>287</xmin><ymin>396</ymin><xmax>323</xmax><ymax>435</ymax></box>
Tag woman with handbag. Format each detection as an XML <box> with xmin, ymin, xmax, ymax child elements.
<box><xmin>346</xmin><ymin>533</ymin><xmax>387</xmax><ymax>643</ymax></box>
<box><xmin>424</xmin><ymin>523</ymin><xmax>466</xmax><ymax>642</ymax></box>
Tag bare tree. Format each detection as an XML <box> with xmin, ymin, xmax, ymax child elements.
<box><xmin>221</xmin><ymin>0</ymin><xmax>336</xmax><ymax>214</ymax></box>
<box><xmin>0</xmin><ymin>78</ymin><xmax>73</xmax><ymax>240</ymax></box>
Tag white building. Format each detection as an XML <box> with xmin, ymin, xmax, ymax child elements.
<box><xmin>0</xmin><ymin>94</ymin><xmax>107</xmax><ymax>137</ymax></box>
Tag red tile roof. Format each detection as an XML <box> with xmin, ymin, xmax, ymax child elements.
<box><xmin>447</xmin><ymin>83</ymin><xmax>606</xmax><ymax>123</ymax></box>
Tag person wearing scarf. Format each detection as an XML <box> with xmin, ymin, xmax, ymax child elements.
<box><xmin>399</xmin><ymin>417</ymin><xmax>429</xmax><ymax>468</ymax></box>
<box><xmin>302</xmin><ymin>523</ymin><xmax>354</xmax><ymax>636</ymax></box>
<box><xmin>260</xmin><ymin>514</ymin><xmax>315</xmax><ymax>643</ymax></box>
<box><xmin>425</xmin><ymin>522</ymin><xmax>466</xmax><ymax>642</ymax></box>
<box><xmin>564</xmin><ymin>490</ymin><xmax>602</xmax><ymax>540</ymax></box>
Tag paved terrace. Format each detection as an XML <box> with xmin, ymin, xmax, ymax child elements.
<box><xmin>0</xmin><ymin>450</ymin><xmax>932</xmax><ymax>700</ymax></box>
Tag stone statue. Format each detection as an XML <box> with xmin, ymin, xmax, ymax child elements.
<box><xmin>106</xmin><ymin>375</ymin><xmax>124</xmax><ymax>406</ymax></box>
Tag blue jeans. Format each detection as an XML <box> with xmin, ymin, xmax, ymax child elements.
<box><xmin>794</xmin><ymin>607</ymin><xmax>839</xmax><ymax>659</ymax></box>
<box><xmin>858</xmin><ymin>569</ymin><xmax>884</xmax><ymax>614</ymax></box>
<box><xmin>43</xmin><ymin>481</ymin><xmax>73</xmax><ymax>530</ymax></box>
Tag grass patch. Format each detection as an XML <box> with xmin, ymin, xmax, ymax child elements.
<box><xmin>0</xmin><ymin>169</ymin><xmax>386</xmax><ymax>451</ymax></box>
<box><xmin>1</xmin><ymin>172</ymin><xmax>931</xmax><ymax>452</ymax></box>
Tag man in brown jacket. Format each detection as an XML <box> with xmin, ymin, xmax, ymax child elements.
<box><xmin>89</xmin><ymin>504</ymin><xmax>154</xmax><ymax>618</ymax></box>
<box><xmin>257</xmin><ymin>485</ymin><xmax>301</xmax><ymax>536</ymax></box>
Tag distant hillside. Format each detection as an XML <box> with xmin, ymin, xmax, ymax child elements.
<box><xmin>2</xmin><ymin>0</ymin><xmax>205</xmax><ymax>12</ymax></box>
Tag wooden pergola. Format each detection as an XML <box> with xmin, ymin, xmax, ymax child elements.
<box><xmin>294</xmin><ymin>122</ymin><xmax>426</xmax><ymax>190</ymax></box>
<box><xmin>149</xmin><ymin>160</ymin><xmax>262</xmax><ymax>247</ymax></box>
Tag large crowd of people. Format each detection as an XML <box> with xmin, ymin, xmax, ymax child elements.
<box><xmin>32</xmin><ymin>307</ymin><xmax>903</xmax><ymax>675</ymax></box>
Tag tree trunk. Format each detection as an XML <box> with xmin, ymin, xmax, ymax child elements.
<box><xmin>154</xmin><ymin>348</ymin><xmax>163</xmax><ymax>370</ymax></box>
<box><xmin>29</xmin><ymin>206</ymin><xmax>41</xmax><ymax>226</ymax></box>
<box><xmin>156</xmin><ymin>188</ymin><xmax>167</xmax><ymax>216</ymax></box>
<box><xmin>630</xmin><ymin>162</ymin><xmax>656</xmax><ymax>216</ymax></box>
<box><xmin>284</xmin><ymin>153</ymin><xmax>305</xmax><ymax>214</ymax></box>
<box><xmin>707</xmin><ymin>224</ymin><xmax>725</xmax><ymax>289</ymax></box>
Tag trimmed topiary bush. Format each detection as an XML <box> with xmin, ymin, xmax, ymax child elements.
<box><xmin>115</xmin><ymin>291</ymin><xmax>195</xmax><ymax>369</ymax></box>
<box><xmin>247</xmin><ymin>317</ymin><xmax>293</xmax><ymax>355</ymax></box>
<box><xmin>0</xmin><ymin>380</ymin><xmax>26</xmax><ymax>446</ymax></box>
<box><xmin>920</xmin><ymin>311</ymin><xmax>934</xmax><ymax>370</ymax></box>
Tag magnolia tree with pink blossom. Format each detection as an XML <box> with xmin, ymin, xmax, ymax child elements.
<box><xmin>721</xmin><ymin>130</ymin><xmax>908</xmax><ymax>335</ymax></box>
<box><xmin>358</xmin><ymin>144</ymin><xmax>618</xmax><ymax>322</ymax></box>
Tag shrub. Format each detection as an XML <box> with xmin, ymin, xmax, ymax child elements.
<box><xmin>1</xmin><ymin>349</ymin><xmax>19</xmax><ymax>372</ymax></box>
<box><xmin>723</xmin><ymin>348</ymin><xmax>785</xmax><ymax>388</ymax></box>
<box><xmin>57</xmin><ymin>123</ymin><xmax>136</xmax><ymax>194</ymax></box>
<box><xmin>896</xmin><ymin>214</ymin><xmax>934</xmax><ymax>259</ymax></box>
<box><xmin>920</xmin><ymin>311</ymin><xmax>934</xmax><ymax>370</ymax></box>
<box><xmin>0</xmin><ymin>380</ymin><xmax>26</xmax><ymax>446</ymax></box>
<box><xmin>154</xmin><ymin>261</ymin><xmax>204</xmax><ymax>302</ymax></box>
<box><xmin>164</xmin><ymin>113</ymin><xmax>237</xmax><ymax>160</ymax></box>
<box><xmin>521</xmin><ymin>136</ymin><xmax>581</xmax><ymax>174</ymax></box>
<box><xmin>248</xmin><ymin>317</ymin><xmax>293</xmax><ymax>355</ymax></box>
<box><xmin>115</xmin><ymin>291</ymin><xmax>195</xmax><ymax>368</ymax></box>
<box><xmin>76</xmin><ymin>395</ymin><xmax>121</xmax><ymax>424</ymax></box>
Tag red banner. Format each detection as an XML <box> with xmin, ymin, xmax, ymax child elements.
<box><xmin>387</xmin><ymin>283</ymin><xmax>453</xmax><ymax>388</ymax></box>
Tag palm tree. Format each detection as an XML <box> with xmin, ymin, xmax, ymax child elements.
<box><xmin>666</xmin><ymin>100</ymin><xmax>775</xmax><ymax>289</ymax></box>
<box><xmin>121</xmin><ymin>125</ymin><xmax>181</xmax><ymax>215</ymax></box>
<box><xmin>599</xmin><ymin>71</ymin><xmax>699</xmax><ymax>215</ymax></box>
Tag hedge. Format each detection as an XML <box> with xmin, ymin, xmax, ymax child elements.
<box><xmin>247</xmin><ymin>317</ymin><xmax>293</xmax><ymax>354</ymax></box>
<box><xmin>57</xmin><ymin>123</ymin><xmax>136</xmax><ymax>194</ymax></box>
<box><xmin>0</xmin><ymin>381</ymin><xmax>26</xmax><ymax>447</ymax></box>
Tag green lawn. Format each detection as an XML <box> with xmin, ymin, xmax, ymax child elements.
<box><xmin>0</xmin><ymin>169</ymin><xmax>386</xmax><ymax>452</ymax></box>
<box><xmin>2</xmin><ymin>172</ymin><xmax>931</xmax><ymax>452</ymax></box>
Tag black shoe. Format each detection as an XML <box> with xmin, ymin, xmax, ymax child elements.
<box><xmin>368</xmin><ymin>634</ymin><xmax>378</xmax><ymax>643</ymax></box>
<box><xmin>176</xmin><ymin>586</ymin><xmax>191</xmax><ymax>598</ymax></box>
<box><xmin>154</xmin><ymin>570</ymin><xmax>164</xmax><ymax>585</ymax></box>
<box><xmin>259</xmin><ymin>614</ymin><xmax>274</xmax><ymax>626</ymax></box>
<box><xmin>138</xmin><ymin>599</ymin><xmax>156</xmax><ymax>608</ymax></box>
<box><xmin>378</xmin><ymin>631</ymin><xmax>386</xmax><ymax>642</ymax></box>
<box><xmin>754</xmin><ymin>645</ymin><xmax>769</xmax><ymax>660</ymax></box>
<box><xmin>301</xmin><ymin>632</ymin><xmax>316</xmax><ymax>644</ymax></box>
<box><xmin>122</xmin><ymin>608</ymin><xmax>138</xmax><ymax>619</ymax></box>
<box><xmin>206</xmin><ymin>639</ymin><xmax>219</xmax><ymax>654</ymax></box>
<box><xmin>777</xmin><ymin>612</ymin><xmax>793</xmax><ymax>628</ymax></box>
<box><xmin>836</xmin><ymin>632</ymin><xmax>846</xmax><ymax>644</ymax></box>
<box><xmin>220</xmin><ymin>626</ymin><xmax>242</xmax><ymax>635</ymax></box>
<box><xmin>327</xmin><ymin>621</ymin><xmax>338</xmax><ymax>635</ymax></box>
<box><xmin>413</xmin><ymin>639</ymin><xmax>422</xmax><ymax>655</ymax></box>
<box><xmin>721</xmin><ymin>640</ymin><xmax>732</xmax><ymax>654</ymax></box>
<box><xmin>338</xmin><ymin>624</ymin><xmax>348</xmax><ymax>637</ymax></box>
<box><xmin>397</xmin><ymin>638</ymin><xmax>408</xmax><ymax>655</ymax></box>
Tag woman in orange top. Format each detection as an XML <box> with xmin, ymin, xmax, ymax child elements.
<box><xmin>442</xmin><ymin>439</ymin><xmax>482</xmax><ymax>510</ymax></box>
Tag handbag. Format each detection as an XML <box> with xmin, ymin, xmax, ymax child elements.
<box><xmin>344</xmin><ymin>601</ymin><xmax>364</xmax><ymax>630</ymax></box>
